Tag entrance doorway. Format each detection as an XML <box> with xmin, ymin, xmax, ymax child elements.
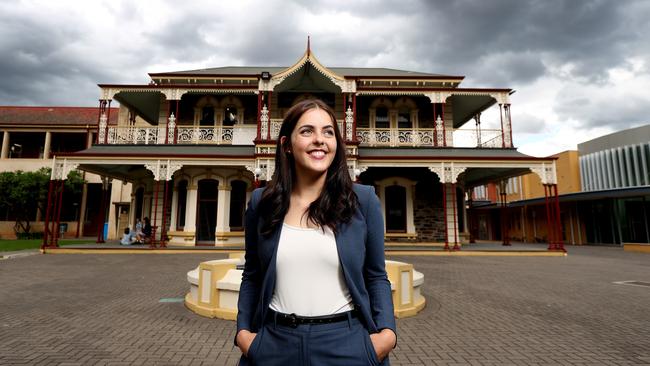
<box><xmin>196</xmin><ymin>179</ymin><xmax>218</xmax><ymax>244</ymax></box>
<box><xmin>385</xmin><ymin>185</ymin><xmax>407</xmax><ymax>232</ymax></box>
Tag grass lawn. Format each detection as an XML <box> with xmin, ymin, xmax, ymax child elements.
<box><xmin>0</xmin><ymin>239</ymin><xmax>91</xmax><ymax>252</ymax></box>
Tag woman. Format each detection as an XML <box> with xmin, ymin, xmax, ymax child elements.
<box><xmin>134</xmin><ymin>218</ymin><xmax>143</xmax><ymax>243</ymax></box>
<box><xmin>236</xmin><ymin>99</ymin><xmax>396</xmax><ymax>365</ymax></box>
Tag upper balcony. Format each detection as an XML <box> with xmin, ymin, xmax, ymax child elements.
<box><xmin>101</xmin><ymin>118</ymin><xmax>508</xmax><ymax>149</ymax></box>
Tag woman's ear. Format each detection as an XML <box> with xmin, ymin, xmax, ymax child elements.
<box><xmin>280</xmin><ymin>136</ymin><xmax>291</xmax><ymax>154</ymax></box>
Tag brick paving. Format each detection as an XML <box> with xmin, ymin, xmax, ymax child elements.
<box><xmin>0</xmin><ymin>246</ymin><xmax>649</xmax><ymax>365</ymax></box>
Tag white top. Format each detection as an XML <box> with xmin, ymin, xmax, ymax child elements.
<box><xmin>269</xmin><ymin>223</ymin><xmax>354</xmax><ymax>316</ymax></box>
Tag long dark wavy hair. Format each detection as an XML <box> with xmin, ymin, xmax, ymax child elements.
<box><xmin>258</xmin><ymin>98</ymin><xmax>358</xmax><ymax>236</ymax></box>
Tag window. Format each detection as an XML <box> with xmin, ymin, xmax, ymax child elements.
<box><xmin>223</xmin><ymin>106</ymin><xmax>237</xmax><ymax>126</ymax></box>
<box><xmin>397</xmin><ymin>109</ymin><xmax>411</xmax><ymax>129</ymax></box>
<box><xmin>375</xmin><ymin>107</ymin><xmax>389</xmax><ymax>128</ymax></box>
<box><xmin>200</xmin><ymin>107</ymin><xmax>214</xmax><ymax>126</ymax></box>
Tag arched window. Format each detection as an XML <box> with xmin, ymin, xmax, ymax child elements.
<box><xmin>194</xmin><ymin>96</ymin><xmax>219</xmax><ymax>126</ymax></box>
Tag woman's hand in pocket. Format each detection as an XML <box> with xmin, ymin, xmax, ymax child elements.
<box><xmin>369</xmin><ymin>328</ymin><xmax>396</xmax><ymax>361</ymax></box>
<box><xmin>236</xmin><ymin>330</ymin><xmax>257</xmax><ymax>357</ymax></box>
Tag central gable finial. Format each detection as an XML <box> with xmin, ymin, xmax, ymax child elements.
<box><xmin>307</xmin><ymin>35</ymin><xmax>311</xmax><ymax>56</ymax></box>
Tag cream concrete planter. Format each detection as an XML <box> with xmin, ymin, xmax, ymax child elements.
<box><xmin>185</xmin><ymin>255</ymin><xmax>425</xmax><ymax>320</ymax></box>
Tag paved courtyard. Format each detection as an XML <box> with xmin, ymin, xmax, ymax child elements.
<box><xmin>0</xmin><ymin>246</ymin><xmax>649</xmax><ymax>365</ymax></box>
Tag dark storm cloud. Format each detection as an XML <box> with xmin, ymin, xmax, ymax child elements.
<box><xmin>1</xmin><ymin>0</ymin><xmax>649</xmax><ymax>125</ymax></box>
<box><xmin>411</xmin><ymin>0</ymin><xmax>649</xmax><ymax>85</ymax></box>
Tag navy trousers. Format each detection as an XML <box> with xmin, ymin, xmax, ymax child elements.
<box><xmin>237</xmin><ymin>312</ymin><xmax>390</xmax><ymax>366</ymax></box>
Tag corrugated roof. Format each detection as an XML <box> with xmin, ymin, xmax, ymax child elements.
<box><xmin>150</xmin><ymin>66</ymin><xmax>456</xmax><ymax>78</ymax></box>
<box><xmin>0</xmin><ymin>106</ymin><xmax>118</xmax><ymax>127</ymax></box>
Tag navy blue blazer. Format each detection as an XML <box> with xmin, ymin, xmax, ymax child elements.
<box><xmin>236</xmin><ymin>183</ymin><xmax>396</xmax><ymax>344</ymax></box>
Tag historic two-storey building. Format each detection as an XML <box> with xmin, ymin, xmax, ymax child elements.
<box><xmin>43</xmin><ymin>45</ymin><xmax>562</xmax><ymax>249</ymax></box>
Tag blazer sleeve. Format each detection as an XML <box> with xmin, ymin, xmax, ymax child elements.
<box><xmin>362</xmin><ymin>185</ymin><xmax>397</xmax><ymax>342</ymax></box>
<box><xmin>234</xmin><ymin>189</ymin><xmax>263</xmax><ymax>346</ymax></box>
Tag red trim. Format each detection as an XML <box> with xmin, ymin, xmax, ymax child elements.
<box><xmin>75</xmin><ymin>182</ymin><xmax>83</xmax><ymax>238</ymax></box>
<box><xmin>432</xmin><ymin>103</ymin><xmax>438</xmax><ymax>147</ymax></box>
<box><xmin>160</xmin><ymin>180</ymin><xmax>170</xmax><ymax>248</ymax></box>
<box><xmin>164</xmin><ymin>101</ymin><xmax>171</xmax><ymax>144</ymax></box>
<box><xmin>41</xmin><ymin>180</ymin><xmax>54</xmax><ymax>249</ymax></box>
<box><xmin>352</xmin><ymin>94</ymin><xmax>357</xmax><ymax>142</ymax></box>
<box><xmin>553</xmin><ymin>184</ymin><xmax>565</xmax><ymax>251</ymax></box>
<box><xmin>355</xmin><ymin>75</ymin><xmax>465</xmax><ymax>80</ymax></box>
<box><xmin>356</xmin><ymin>87</ymin><xmax>511</xmax><ymax>92</ymax></box>
<box><xmin>104</xmin><ymin>101</ymin><xmax>112</xmax><ymax>144</ymax></box>
<box><xmin>342</xmin><ymin>93</ymin><xmax>347</xmax><ymax>141</ymax></box>
<box><xmin>500</xmin><ymin>190</ymin><xmax>511</xmax><ymax>246</ymax></box>
<box><xmin>442</xmin><ymin>183</ymin><xmax>449</xmax><ymax>250</ymax></box>
<box><xmin>151</xmin><ymin>180</ymin><xmax>160</xmax><ymax>248</ymax></box>
<box><xmin>99</xmin><ymin>83</ymin><xmax>258</xmax><ymax>90</ymax></box>
<box><xmin>96</xmin><ymin>182</ymin><xmax>107</xmax><ymax>243</ymax></box>
<box><xmin>53</xmin><ymin>180</ymin><xmax>64</xmax><ymax>247</ymax></box>
<box><xmin>148</xmin><ymin>73</ymin><xmax>266</xmax><ymax>78</ymax></box>
<box><xmin>452</xmin><ymin>183</ymin><xmax>460</xmax><ymax>250</ymax></box>
<box><xmin>174</xmin><ymin>100</ymin><xmax>179</xmax><ymax>144</ymax></box>
<box><xmin>95</xmin><ymin>101</ymin><xmax>102</xmax><ymax>144</ymax></box>
<box><xmin>442</xmin><ymin>103</ymin><xmax>447</xmax><ymax>147</ymax></box>
<box><xmin>544</xmin><ymin>185</ymin><xmax>553</xmax><ymax>250</ymax></box>
<box><xmin>146</xmin><ymin>73</ymin><xmax>465</xmax><ymax>80</ymax></box>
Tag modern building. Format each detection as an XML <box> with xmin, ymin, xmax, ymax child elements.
<box><xmin>475</xmin><ymin>124</ymin><xmax>650</xmax><ymax>246</ymax></box>
<box><xmin>27</xmin><ymin>44</ymin><xmax>561</xmax><ymax>249</ymax></box>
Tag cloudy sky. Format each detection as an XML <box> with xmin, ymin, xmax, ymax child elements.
<box><xmin>1</xmin><ymin>0</ymin><xmax>649</xmax><ymax>157</ymax></box>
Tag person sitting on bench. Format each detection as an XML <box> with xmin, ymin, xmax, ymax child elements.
<box><xmin>141</xmin><ymin>217</ymin><xmax>152</xmax><ymax>243</ymax></box>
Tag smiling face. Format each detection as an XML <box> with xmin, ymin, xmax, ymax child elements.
<box><xmin>282</xmin><ymin>107</ymin><xmax>337</xmax><ymax>180</ymax></box>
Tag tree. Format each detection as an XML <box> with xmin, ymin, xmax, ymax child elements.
<box><xmin>0</xmin><ymin>168</ymin><xmax>85</xmax><ymax>235</ymax></box>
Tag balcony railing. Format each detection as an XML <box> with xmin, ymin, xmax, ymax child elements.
<box><xmin>106</xmin><ymin>125</ymin><xmax>256</xmax><ymax>145</ymax></box>
<box><xmin>356</xmin><ymin>128</ymin><xmax>504</xmax><ymax>148</ymax></box>
<box><xmin>107</xmin><ymin>126</ymin><xmax>162</xmax><ymax>145</ymax></box>
<box><xmin>104</xmin><ymin>125</ymin><xmax>505</xmax><ymax>148</ymax></box>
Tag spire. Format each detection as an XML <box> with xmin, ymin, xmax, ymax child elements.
<box><xmin>307</xmin><ymin>35</ymin><xmax>311</xmax><ymax>56</ymax></box>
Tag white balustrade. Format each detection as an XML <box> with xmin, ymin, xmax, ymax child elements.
<box><xmin>106</xmin><ymin>126</ymin><xmax>161</xmax><ymax>145</ymax></box>
<box><xmin>104</xmin><ymin>123</ymin><xmax>505</xmax><ymax>148</ymax></box>
<box><xmin>105</xmin><ymin>126</ymin><xmax>261</xmax><ymax>145</ymax></box>
<box><xmin>355</xmin><ymin>128</ymin><xmax>504</xmax><ymax>148</ymax></box>
<box><xmin>175</xmin><ymin>127</ymin><xmax>233</xmax><ymax>144</ymax></box>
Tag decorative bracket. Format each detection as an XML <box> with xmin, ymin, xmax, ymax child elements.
<box><xmin>428</xmin><ymin>162</ymin><xmax>466</xmax><ymax>183</ymax></box>
<box><xmin>145</xmin><ymin>160</ymin><xmax>183</xmax><ymax>181</ymax></box>
<box><xmin>425</xmin><ymin>91</ymin><xmax>453</xmax><ymax>104</ymax></box>
<box><xmin>530</xmin><ymin>162</ymin><xmax>557</xmax><ymax>185</ymax></box>
<box><xmin>50</xmin><ymin>158</ymin><xmax>79</xmax><ymax>180</ymax></box>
